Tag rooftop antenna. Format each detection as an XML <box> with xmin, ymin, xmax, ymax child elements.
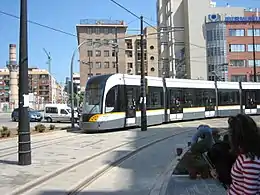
<box><xmin>43</xmin><ymin>48</ymin><xmax>51</xmax><ymax>74</ymax></box>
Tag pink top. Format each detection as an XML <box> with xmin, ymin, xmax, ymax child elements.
<box><xmin>228</xmin><ymin>154</ymin><xmax>260</xmax><ymax>195</ymax></box>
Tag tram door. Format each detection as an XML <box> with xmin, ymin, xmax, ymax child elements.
<box><xmin>169</xmin><ymin>89</ymin><xmax>183</xmax><ymax>121</ymax></box>
<box><xmin>244</xmin><ymin>90</ymin><xmax>257</xmax><ymax>114</ymax></box>
<box><xmin>125</xmin><ymin>87</ymin><xmax>137</xmax><ymax>126</ymax></box>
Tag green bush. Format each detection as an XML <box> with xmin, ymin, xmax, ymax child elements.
<box><xmin>49</xmin><ymin>125</ymin><xmax>55</xmax><ymax>130</ymax></box>
<box><xmin>1</xmin><ymin>126</ymin><xmax>11</xmax><ymax>137</ymax></box>
<box><xmin>35</xmin><ymin>124</ymin><xmax>46</xmax><ymax>133</ymax></box>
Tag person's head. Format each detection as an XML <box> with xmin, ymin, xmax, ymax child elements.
<box><xmin>228</xmin><ymin>114</ymin><xmax>260</xmax><ymax>158</ymax></box>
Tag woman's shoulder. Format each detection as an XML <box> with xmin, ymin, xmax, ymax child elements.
<box><xmin>239</xmin><ymin>153</ymin><xmax>260</xmax><ymax>164</ymax></box>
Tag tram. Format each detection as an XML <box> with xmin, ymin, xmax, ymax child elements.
<box><xmin>79</xmin><ymin>74</ymin><xmax>260</xmax><ymax>131</ymax></box>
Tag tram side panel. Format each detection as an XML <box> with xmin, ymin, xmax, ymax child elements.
<box><xmin>217</xmin><ymin>88</ymin><xmax>240</xmax><ymax>117</ymax></box>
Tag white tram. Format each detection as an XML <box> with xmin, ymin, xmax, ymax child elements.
<box><xmin>79</xmin><ymin>74</ymin><xmax>260</xmax><ymax>131</ymax></box>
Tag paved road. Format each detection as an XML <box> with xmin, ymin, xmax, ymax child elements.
<box><xmin>0</xmin><ymin>113</ymin><xmax>71</xmax><ymax>129</ymax></box>
<box><xmin>1</xmin><ymin>115</ymin><xmax>260</xmax><ymax>195</ymax></box>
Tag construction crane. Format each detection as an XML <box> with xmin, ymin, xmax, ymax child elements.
<box><xmin>43</xmin><ymin>48</ymin><xmax>51</xmax><ymax>74</ymax></box>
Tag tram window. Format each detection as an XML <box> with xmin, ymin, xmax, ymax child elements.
<box><xmin>169</xmin><ymin>88</ymin><xmax>183</xmax><ymax>107</ymax></box>
<box><xmin>183</xmin><ymin>88</ymin><xmax>195</xmax><ymax>107</ymax></box>
<box><xmin>147</xmin><ymin>87</ymin><xmax>163</xmax><ymax>110</ymax></box>
<box><xmin>202</xmin><ymin>89</ymin><xmax>215</xmax><ymax>106</ymax></box>
<box><xmin>256</xmin><ymin>90</ymin><xmax>260</xmax><ymax>104</ymax></box>
<box><xmin>243</xmin><ymin>90</ymin><xmax>257</xmax><ymax>105</ymax></box>
<box><xmin>218</xmin><ymin>89</ymin><xmax>239</xmax><ymax>106</ymax></box>
<box><xmin>105</xmin><ymin>86</ymin><xmax>118</xmax><ymax>113</ymax></box>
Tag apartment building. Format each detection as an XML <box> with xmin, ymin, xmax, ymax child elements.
<box><xmin>157</xmin><ymin>0</ymin><xmax>256</xmax><ymax>81</ymax></box>
<box><xmin>125</xmin><ymin>27</ymin><xmax>159</xmax><ymax>76</ymax></box>
<box><xmin>0</xmin><ymin>68</ymin><xmax>61</xmax><ymax>104</ymax></box>
<box><xmin>76</xmin><ymin>19</ymin><xmax>127</xmax><ymax>90</ymax></box>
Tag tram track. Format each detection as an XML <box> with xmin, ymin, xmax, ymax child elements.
<box><xmin>0</xmin><ymin>133</ymin><xmax>84</xmax><ymax>158</ymax></box>
<box><xmin>66</xmin><ymin>129</ymin><xmax>191</xmax><ymax>195</ymax></box>
<box><xmin>10</xmin><ymin>127</ymin><xmax>194</xmax><ymax>195</ymax></box>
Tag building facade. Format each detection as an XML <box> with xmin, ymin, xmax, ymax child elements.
<box><xmin>226</xmin><ymin>12</ymin><xmax>260</xmax><ymax>82</ymax></box>
<box><xmin>0</xmin><ymin>68</ymin><xmax>61</xmax><ymax>105</ymax></box>
<box><xmin>156</xmin><ymin>0</ymin><xmax>251</xmax><ymax>80</ymax></box>
<box><xmin>76</xmin><ymin>19</ymin><xmax>128</xmax><ymax>90</ymax></box>
<box><xmin>125</xmin><ymin>27</ymin><xmax>159</xmax><ymax>77</ymax></box>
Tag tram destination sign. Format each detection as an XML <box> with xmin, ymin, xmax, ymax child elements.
<box><xmin>225</xmin><ymin>16</ymin><xmax>260</xmax><ymax>22</ymax></box>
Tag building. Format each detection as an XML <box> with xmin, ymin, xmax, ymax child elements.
<box><xmin>226</xmin><ymin>11</ymin><xmax>260</xmax><ymax>82</ymax></box>
<box><xmin>125</xmin><ymin>27</ymin><xmax>159</xmax><ymax>77</ymax></box>
<box><xmin>156</xmin><ymin>0</ymin><xmax>260</xmax><ymax>81</ymax></box>
<box><xmin>76</xmin><ymin>19</ymin><xmax>128</xmax><ymax>90</ymax></box>
<box><xmin>0</xmin><ymin>67</ymin><xmax>60</xmax><ymax>105</ymax></box>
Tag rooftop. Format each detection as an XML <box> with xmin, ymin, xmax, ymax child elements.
<box><xmin>77</xmin><ymin>19</ymin><xmax>127</xmax><ymax>27</ymax></box>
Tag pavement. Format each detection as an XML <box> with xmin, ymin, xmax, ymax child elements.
<box><xmin>0</xmin><ymin>116</ymin><xmax>259</xmax><ymax>195</ymax></box>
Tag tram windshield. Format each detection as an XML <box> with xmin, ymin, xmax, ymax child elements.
<box><xmin>83</xmin><ymin>79</ymin><xmax>105</xmax><ymax>114</ymax></box>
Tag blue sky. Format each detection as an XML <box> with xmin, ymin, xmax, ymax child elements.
<box><xmin>0</xmin><ymin>0</ymin><xmax>258</xmax><ymax>82</ymax></box>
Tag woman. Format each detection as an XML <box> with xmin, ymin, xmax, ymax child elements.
<box><xmin>228</xmin><ymin>114</ymin><xmax>260</xmax><ymax>195</ymax></box>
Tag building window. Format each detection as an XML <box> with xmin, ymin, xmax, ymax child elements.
<box><xmin>96</xmin><ymin>73</ymin><xmax>101</xmax><ymax>75</ymax></box>
<box><xmin>104</xmin><ymin>62</ymin><xmax>109</xmax><ymax>68</ymax></box>
<box><xmin>104</xmin><ymin>28</ymin><xmax>109</xmax><ymax>34</ymax></box>
<box><xmin>127</xmin><ymin>63</ymin><xmax>133</xmax><ymax>69</ymax></box>
<box><xmin>249</xmin><ymin>75</ymin><xmax>260</xmax><ymax>82</ymax></box>
<box><xmin>86</xmin><ymin>28</ymin><xmax>92</xmax><ymax>34</ymax></box>
<box><xmin>112</xmin><ymin>51</ymin><xmax>116</xmax><ymax>57</ymax></box>
<box><xmin>248</xmin><ymin>44</ymin><xmax>260</xmax><ymax>52</ymax></box>
<box><xmin>95</xmin><ymin>50</ymin><xmax>101</xmax><ymax>57</ymax></box>
<box><xmin>126</xmin><ymin>51</ymin><xmax>133</xmax><ymax>57</ymax></box>
<box><xmin>104</xmin><ymin>50</ymin><xmax>109</xmax><ymax>57</ymax></box>
<box><xmin>88</xmin><ymin>62</ymin><xmax>93</xmax><ymax>68</ymax></box>
<box><xmin>231</xmin><ymin>75</ymin><xmax>247</xmax><ymax>82</ymax></box>
<box><xmin>248</xmin><ymin>60</ymin><xmax>260</xmax><ymax>67</ymax></box>
<box><xmin>229</xmin><ymin>44</ymin><xmax>246</xmax><ymax>52</ymax></box>
<box><xmin>126</xmin><ymin>40</ymin><xmax>133</xmax><ymax>49</ymax></box>
<box><xmin>137</xmin><ymin>52</ymin><xmax>141</xmax><ymax>60</ymax></box>
<box><xmin>96</xmin><ymin>62</ymin><xmax>101</xmax><ymax>69</ymax></box>
<box><xmin>229</xmin><ymin>60</ymin><xmax>246</xmax><ymax>67</ymax></box>
<box><xmin>247</xmin><ymin>29</ymin><xmax>260</xmax><ymax>36</ymax></box>
<box><xmin>87</xmin><ymin>50</ymin><xmax>93</xmax><ymax>57</ymax></box>
<box><xmin>112</xmin><ymin>62</ymin><xmax>116</xmax><ymax>68</ymax></box>
<box><xmin>229</xmin><ymin>29</ymin><xmax>245</xmax><ymax>36</ymax></box>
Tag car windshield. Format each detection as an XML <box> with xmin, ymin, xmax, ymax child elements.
<box><xmin>83</xmin><ymin>80</ymin><xmax>105</xmax><ymax>114</ymax></box>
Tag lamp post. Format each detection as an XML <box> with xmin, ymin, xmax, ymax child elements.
<box><xmin>70</xmin><ymin>40</ymin><xmax>101</xmax><ymax>129</ymax></box>
<box><xmin>18</xmin><ymin>0</ymin><xmax>31</xmax><ymax>165</ymax></box>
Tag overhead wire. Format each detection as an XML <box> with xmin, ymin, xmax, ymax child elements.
<box><xmin>0</xmin><ymin>8</ymin><xmax>246</xmax><ymax>67</ymax></box>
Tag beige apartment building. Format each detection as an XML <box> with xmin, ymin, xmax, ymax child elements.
<box><xmin>76</xmin><ymin>19</ymin><xmax>128</xmax><ymax>90</ymax></box>
<box><xmin>0</xmin><ymin>68</ymin><xmax>62</xmax><ymax>104</ymax></box>
<box><xmin>125</xmin><ymin>27</ymin><xmax>159</xmax><ymax>77</ymax></box>
<box><xmin>76</xmin><ymin>19</ymin><xmax>160</xmax><ymax>90</ymax></box>
<box><xmin>157</xmin><ymin>0</ymin><xmax>249</xmax><ymax>80</ymax></box>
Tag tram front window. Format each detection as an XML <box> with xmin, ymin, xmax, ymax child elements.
<box><xmin>83</xmin><ymin>82</ymin><xmax>104</xmax><ymax>114</ymax></box>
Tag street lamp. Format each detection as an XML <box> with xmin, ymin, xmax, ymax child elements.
<box><xmin>70</xmin><ymin>40</ymin><xmax>101</xmax><ymax>129</ymax></box>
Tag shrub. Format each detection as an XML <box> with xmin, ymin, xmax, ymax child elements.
<box><xmin>35</xmin><ymin>124</ymin><xmax>46</xmax><ymax>133</ymax></box>
<box><xmin>1</xmin><ymin>126</ymin><xmax>11</xmax><ymax>137</ymax></box>
<box><xmin>49</xmin><ymin>125</ymin><xmax>55</xmax><ymax>130</ymax></box>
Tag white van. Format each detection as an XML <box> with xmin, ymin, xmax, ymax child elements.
<box><xmin>44</xmin><ymin>104</ymin><xmax>78</xmax><ymax>123</ymax></box>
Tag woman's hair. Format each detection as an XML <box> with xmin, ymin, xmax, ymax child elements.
<box><xmin>228</xmin><ymin>114</ymin><xmax>260</xmax><ymax>159</ymax></box>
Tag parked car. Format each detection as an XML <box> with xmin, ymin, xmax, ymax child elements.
<box><xmin>11</xmin><ymin>108</ymin><xmax>43</xmax><ymax>122</ymax></box>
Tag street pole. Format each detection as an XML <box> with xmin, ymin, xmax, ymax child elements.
<box><xmin>252</xmin><ymin>25</ymin><xmax>257</xmax><ymax>82</ymax></box>
<box><xmin>18</xmin><ymin>0</ymin><xmax>31</xmax><ymax>165</ymax></box>
<box><xmin>115</xmin><ymin>27</ymin><xmax>119</xmax><ymax>73</ymax></box>
<box><xmin>70</xmin><ymin>40</ymin><xmax>99</xmax><ymax>129</ymax></box>
<box><xmin>140</xmin><ymin>16</ymin><xmax>147</xmax><ymax>131</ymax></box>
